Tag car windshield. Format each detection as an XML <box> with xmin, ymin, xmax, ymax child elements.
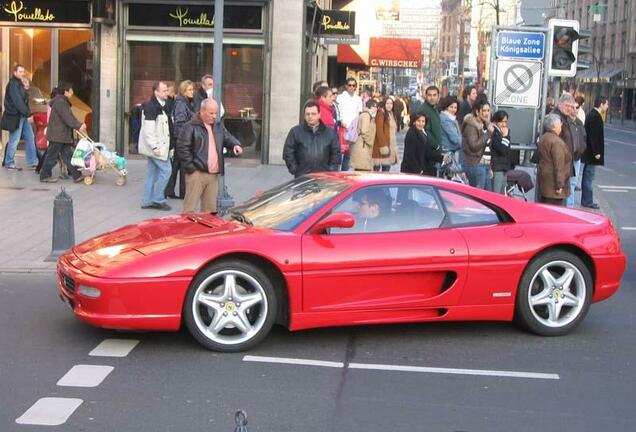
<box><xmin>224</xmin><ymin>176</ymin><xmax>350</xmax><ymax>231</ymax></box>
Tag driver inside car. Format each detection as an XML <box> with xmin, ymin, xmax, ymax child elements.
<box><xmin>351</xmin><ymin>188</ymin><xmax>392</xmax><ymax>233</ymax></box>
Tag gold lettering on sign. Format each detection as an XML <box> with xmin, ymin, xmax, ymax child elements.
<box><xmin>321</xmin><ymin>15</ymin><xmax>350</xmax><ymax>32</ymax></box>
<box><xmin>169</xmin><ymin>6</ymin><xmax>214</xmax><ymax>27</ymax></box>
<box><xmin>4</xmin><ymin>1</ymin><xmax>55</xmax><ymax>22</ymax></box>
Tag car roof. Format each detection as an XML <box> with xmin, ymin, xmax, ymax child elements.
<box><xmin>307</xmin><ymin>171</ymin><xmax>456</xmax><ymax>187</ymax></box>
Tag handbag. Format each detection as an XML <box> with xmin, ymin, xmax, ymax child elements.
<box><xmin>1</xmin><ymin>112</ymin><xmax>20</xmax><ymax>132</ymax></box>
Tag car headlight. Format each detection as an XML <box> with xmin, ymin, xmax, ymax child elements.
<box><xmin>79</xmin><ymin>285</ymin><xmax>101</xmax><ymax>298</ymax></box>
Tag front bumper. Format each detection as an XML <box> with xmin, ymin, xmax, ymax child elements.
<box><xmin>57</xmin><ymin>253</ymin><xmax>191</xmax><ymax>331</ymax></box>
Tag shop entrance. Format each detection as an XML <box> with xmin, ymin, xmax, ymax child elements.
<box><xmin>1</xmin><ymin>27</ymin><xmax>93</xmax><ymax>133</ymax></box>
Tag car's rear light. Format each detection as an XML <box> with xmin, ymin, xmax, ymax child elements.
<box><xmin>79</xmin><ymin>285</ymin><xmax>101</xmax><ymax>298</ymax></box>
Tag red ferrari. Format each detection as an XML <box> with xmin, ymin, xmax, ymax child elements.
<box><xmin>57</xmin><ymin>173</ymin><xmax>626</xmax><ymax>352</ymax></box>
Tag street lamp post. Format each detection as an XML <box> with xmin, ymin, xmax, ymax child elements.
<box><xmin>213</xmin><ymin>0</ymin><xmax>234</xmax><ymax>214</ymax></box>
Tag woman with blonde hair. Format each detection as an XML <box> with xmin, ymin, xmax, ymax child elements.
<box><xmin>165</xmin><ymin>79</ymin><xmax>195</xmax><ymax>199</ymax></box>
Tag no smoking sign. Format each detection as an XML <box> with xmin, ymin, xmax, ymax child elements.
<box><xmin>494</xmin><ymin>60</ymin><xmax>542</xmax><ymax>108</ymax></box>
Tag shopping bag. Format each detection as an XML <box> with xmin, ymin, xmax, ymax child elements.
<box><xmin>71</xmin><ymin>138</ymin><xmax>94</xmax><ymax>167</ymax></box>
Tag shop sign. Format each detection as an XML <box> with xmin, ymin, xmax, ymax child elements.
<box><xmin>0</xmin><ymin>0</ymin><xmax>90</xmax><ymax>25</ymax></box>
<box><xmin>369</xmin><ymin>38</ymin><xmax>421</xmax><ymax>69</ymax></box>
<box><xmin>128</xmin><ymin>3</ymin><xmax>262</xmax><ymax>31</ymax></box>
<box><xmin>319</xmin><ymin>10</ymin><xmax>355</xmax><ymax>36</ymax></box>
<box><xmin>323</xmin><ymin>34</ymin><xmax>359</xmax><ymax>45</ymax></box>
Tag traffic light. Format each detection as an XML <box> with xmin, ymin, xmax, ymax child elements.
<box><xmin>548</xmin><ymin>19</ymin><xmax>580</xmax><ymax>77</ymax></box>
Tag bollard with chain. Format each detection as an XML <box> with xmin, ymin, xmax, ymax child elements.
<box><xmin>233</xmin><ymin>410</ymin><xmax>249</xmax><ymax>432</ymax></box>
<box><xmin>45</xmin><ymin>187</ymin><xmax>75</xmax><ymax>262</ymax></box>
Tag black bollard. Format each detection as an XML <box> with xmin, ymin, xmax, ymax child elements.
<box><xmin>45</xmin><ymin>187</ymin><xmax>75</xmax><ymax>262</ymax></box>
<box><xmin>233</xmin><ymin>410</ymin><xmax>249</xmax><ymax>432</ymax></box>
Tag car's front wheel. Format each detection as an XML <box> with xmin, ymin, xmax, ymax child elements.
<box><xmin>184</xmin><ymin>259</ymin><xmax>277</xmax><ymax>352</ymax></box>
<box><xmin>516</xmin><ymin>250</ymin><xmax>592</xmax><ymax>336</ymax></box>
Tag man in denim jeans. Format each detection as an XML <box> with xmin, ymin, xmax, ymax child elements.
<box><xmin>139</xmin><ymin>82</ymin><xmax>172</xmax><ymax>211</ymax></box>
<box><xmin>2</xmin><ymin>64</ymin><xmax>37</xmax><ymax>171</ymax></box>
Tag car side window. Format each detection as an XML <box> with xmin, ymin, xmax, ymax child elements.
<box><xmin>330</xmin><ymin>185</ymin><xmax>444</xmax><ymax>234</ymax></box>
<box><xmin>438</xmin><ymin>189</ymin><xmax>500</xmax><ymax>226</ymax></box>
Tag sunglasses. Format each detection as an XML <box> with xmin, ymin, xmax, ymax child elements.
<box><xmin>347</xmin><ymin>84</ymin><xmax>357</xmax><ymax>88</ymax></box>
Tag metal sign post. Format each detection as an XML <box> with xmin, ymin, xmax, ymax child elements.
<box><xmin>213</xmin><ymin>0</ymin><xmax>235</xmax><ymax>214</ymax></box>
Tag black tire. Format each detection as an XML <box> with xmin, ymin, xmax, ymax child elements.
<box><xmin>515</xmin><ymin>250</ymin><xmax>593</xmax><ymax>336</ymax></box>
<box><xmin>183</xmin><ymin>259</ymin><xmax>278</xmax><ymax>352</ymax></box>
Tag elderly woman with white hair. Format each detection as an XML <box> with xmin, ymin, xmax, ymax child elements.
<box><xmin>537</xmin><ymin>113</ymin><xmax>572</xmax><ymax>205</ymax></box>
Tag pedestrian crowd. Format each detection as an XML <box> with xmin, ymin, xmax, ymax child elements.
<box><xmin>1</xmin><ymin>65</ymin><xmax>242</xmax><ymax>214</ymax></box>
<box><xmin>283</xmin><ymin>78</ymin><xmax>607</xmax><ymax>210</ymax></box>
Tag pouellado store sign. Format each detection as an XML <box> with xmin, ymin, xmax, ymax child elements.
<box><xmin>0</xmin><ymin>0</ymin><xmax>91</xmax><ymax>25</ymax></box>
<box><xmin>128</xmin><ymin>3</ymin><xmax>262</xmax><ymax>31</ymax></box>
<box><xmin>319</xmin><ymin>10</ymin><xmax>355</xmax><ymax>36</ymax></box>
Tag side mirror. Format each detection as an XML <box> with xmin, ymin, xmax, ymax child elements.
<box><xmin>310</xmin><ymin>212</ymin><xmax>355</xmax><ymax>235</ymax></box>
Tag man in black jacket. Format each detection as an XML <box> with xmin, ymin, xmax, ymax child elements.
<box><xmin>282</xmin><ymin>100</ymin><xmax>341</xmax><ymax>177</ymax></box>
<box><xmin>2</xmin><ymin>64</ymin><xmax>38</xmax><ymax>171</ymax></box>
<box><xmin>177</xmin><ymin>98</ymin><xmax>242</xmax><ymax>213</ymax></box>
<box><xmin>581</xmin><ymin>96</ymin><xmax>608</xmax><ymax>209</ymax></box>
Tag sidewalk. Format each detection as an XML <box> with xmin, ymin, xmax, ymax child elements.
<box><xmin>0</xmin><ymin>154</ymin><xmax>291</xmax><ymax>272</ymax></box>
<box><xmin>0</xmin><ymin>144</ymin><xmax>608</xmax><ymax>273</ymax></box>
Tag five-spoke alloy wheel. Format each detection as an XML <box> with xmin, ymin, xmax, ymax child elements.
<box><xmin>516</xmin><ymin>250</ymin><xmax>593</xmax><ymax>336</ymax></box>
<box><xmin>184</xmin><ymin>260</ymin><xmax>278</xmax><ymax>352</ymax></box>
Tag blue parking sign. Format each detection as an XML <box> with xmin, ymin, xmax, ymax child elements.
<box><xmin>497</xmin><ymin>31</ymin><xmax>545</xmax><ymax>60</ymax></box>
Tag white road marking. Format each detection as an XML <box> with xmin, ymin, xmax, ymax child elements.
<box><xmin>598</xmin><ymin>185</ymin><xmax>636</xmax><ymax>190</ymax></box>
<box><xmin>242</xmin><ymin>355</ymin><xmax>559</xmax><ymax>380</ymax></box>
<box><xmin>602</xmin><ymin>189</ymin><xmax>629</xmax><ymax>193</ymax></box>
<box><xmin>57</xmin><ymin>365</ymin><xmax>114</xmax><ymax>387</ymax></box>
<box><xmin>622</xmin><ymin>227</ymin><xmax>636</xmax><ymax>231</ymax></box>
<box><xmin>348</xmin><ymin>362</ymin><xmax>560</xmax><ymax>380</ymax></box>
<box><xmin>606</xmin><ymin>126</ymin><xmax>636</xmax><ymax>136</ymax></box>
<box><xmin>89</xmin><ymin>339</ymin><xmax>139</xmax><ymax>357</ymax></box>
<box><xmin>606</xmin><ymin>138</ymin><xmax>636</xmax><ymax>147</ymax></box>
<box><xmin>15</xmin><ymin>397</ymin><xmax>83</xmax><ymax>426</ymax></box>
<box><xmin>243</xmin><ymin>355</ymin><xmax>344</xmax><ymax>368</ymax></box>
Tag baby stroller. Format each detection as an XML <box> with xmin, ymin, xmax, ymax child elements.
<box><xmin>506</xmin><ymin>169</ymin><xmax>534</xmax><ymax>201</ymax></box>
<box><xmin>71</xmin><ymin>132</ymin><xmax>128</xmax><ymax>186</ymax></box>
<box><xmin>438</xmin><ymin>151</ymin><xmax>468</xmax><ymax>185</ymax></box>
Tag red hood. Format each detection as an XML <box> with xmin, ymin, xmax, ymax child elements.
<box><xmin>73</xmin><ymin>214</ymin><xmax>250</xmax><ymax>268</ymax></box>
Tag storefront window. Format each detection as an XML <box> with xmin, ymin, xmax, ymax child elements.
<box><xmin>10</xmin><ymin>28</ymin><xmax>52</xmax><ymax>114</ymax></box>
<box><xmin>8</xmin><ymin>28</ymin><xmax>93</xmax><ymax>132</ymax></box>
<box><xmin>59</xmin><ymin>29</ymin><xmax>93</xmax><ymax>133</ymax></box>
<box><xmin>128</xmin><ymin>42</ymin><xmax>264</xmax><ymax>159</ymax></box>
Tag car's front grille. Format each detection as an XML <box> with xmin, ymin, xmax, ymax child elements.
<box><xmin>60</xmin><ymin>272</ymin><xmax>76</xmax><ymax>293</ymax></box>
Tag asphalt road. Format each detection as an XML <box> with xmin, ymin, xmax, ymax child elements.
<box><xmin>1</xmin><ymin>126</ymin><xmax>635</xmax><ymax>432</ymax></box>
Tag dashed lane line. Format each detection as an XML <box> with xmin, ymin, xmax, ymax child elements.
<box><xmin>89</xmin><ymin>339</ymin><xmax>140</xmax><ymax>357</ymax></box>
<box><xmin>622</xmin><ymin>227</ymin><xmax>636</xmax><ymax>231</ymax></box>
<box><xmin>15</xmin><ymin>398</ymin><xmax>83</xmax><ymax>426</ymax></box>
<box><xmin>242</xmin><ymin>355</ymin><xmax>559</xmax><ymax>380</ymax></box>
<box><xmin>602</xmin><ymin>189</ymin><xmax>629</xmax><ymax>192</ymax></box>
<box><xmin>606</xmin><ymin>138</ymin><xmax>636</xmax><ymax>147</ymax></box>
<box><xmin>57</xmin><ymin>365</ymin><xmax>114</xmax><ymax>388</ymax></box>
<box><xmin>598</xmin><ymin>185</ymin><xmax>636</xmax><ymax>190</ymax></box>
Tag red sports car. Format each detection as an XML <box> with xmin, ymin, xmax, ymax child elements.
<box><xmin>57</xmin><ymin>173</ymin><xmax>626</xmax><ymax>352</ymax></box>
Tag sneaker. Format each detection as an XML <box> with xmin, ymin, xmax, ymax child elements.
<box><xmin>26</xmin><ymin>165</ymin><xmax>38</xmax><ymax>171</ymax></box>
<box><xmin>73</xmin><ymin>176</ymin><xmax>85</xmax><ymax>183</ymax></box>
<box><xmin>582</xmin><ymin>203</ymin><xmax>600</xmax><ymax>209</ymax></box>
<box><xmin>141</xmin><ymin>203</ymin><xmax>155</xmax><ymax>209</ymax></box>
<box><xmin>154</xmin><ymin>202</ymin><xmax>172</xmax><ymax>211</ymax></box>
<box><xmin>6</xmin><ymin>165</ymin><xmax>22</xmax><ymax>171</ymax></box>
<box><xmin>40</xmin><ymin>177</ymin><xmax>58</xmax><ymax>183</ymax></box>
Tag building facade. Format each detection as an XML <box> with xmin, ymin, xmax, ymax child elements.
<box><xmin>1</xmin><ymin>0</ymin><xmax>330</xmax><ymax>166</ymax></box>
<box><xmin>551</xmin><ymin>0</ymin><xmax>635</xmax><ymax>121</ymax></box>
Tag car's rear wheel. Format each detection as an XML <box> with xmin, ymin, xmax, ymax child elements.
<box><xmin>515</xmin><ymin>250</ymin><xmax>592</xmax><ymax>336</ymax></box>
<box><xmin>183</xmin><ymin>259</ymin><xmax>277</xmax><ymax>352</ymax></box>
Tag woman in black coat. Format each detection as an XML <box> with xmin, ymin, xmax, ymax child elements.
<box><xmin>400</xmin><ymin>112</ymin><xmax>443</xmax><ymax>176</ymax></box>
<box><xmin>165</xmin><ymin>80</ymin><xmax>195</xmax><ymax>199</ymax></box>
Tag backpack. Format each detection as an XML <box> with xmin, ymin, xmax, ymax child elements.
<box><xmin>344</xmin><ymin>111</ymin><xmax>370</xmax><ymax>142</ymax></box>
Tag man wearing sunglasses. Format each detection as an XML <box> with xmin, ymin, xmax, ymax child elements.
<box><xmin>336</xmin><ymin>78</ymin><xmax>363</xmax><ymax>171</ymax></box>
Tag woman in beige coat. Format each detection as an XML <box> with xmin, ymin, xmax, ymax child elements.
<box><xmin>350</xmin><ymin>99</ymin><xmax>378</xmax><ymax>171</ymax></box>
<box><xmin>372</xmin><ymin>97</ymin><xmax>399</xmax><ymax>171</ymax></box>
<box><xmin>537</xmin><ymin>114</ymin><xmax>572</xmax><ymax>205</ymax></box>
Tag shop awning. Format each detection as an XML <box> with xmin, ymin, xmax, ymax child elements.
<box><xmin>368</xmin><ymin>37</ymin><xmax>422</xmax><ymax>69</ymax></box>
<box><xmin>576</xmin><ymin>67</ymin><xmax>624</xmax><ymax>82</ymax></box>
<box><xmin>337</xmin><ymin>44</ymin><xmax>366</xmax><ymax>65</ymax></box>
